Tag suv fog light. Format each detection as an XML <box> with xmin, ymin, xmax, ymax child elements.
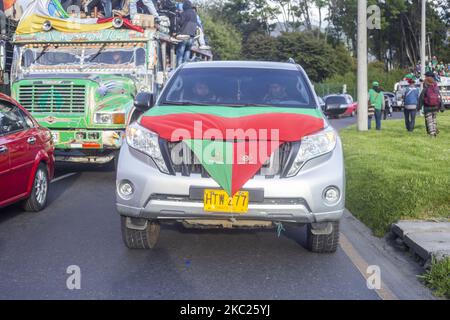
<box><xmin>118</xmin><ymin>180</ymin><xmax>134</xmax><ymax>199</ymax></box>
<box><xmin>323</xmin><ymin>187</ymin><xmax>340</xmax><ymax>205</ymax></box>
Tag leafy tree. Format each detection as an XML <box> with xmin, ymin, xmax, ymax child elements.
<box><xmin>201</xmin><ymin>13</ymin><xmax>242</xmax><ymax>60</ymax></box>
<box><xmin>242</xmin><ymin>33</ymin><xmax>278</xmax><ymax>61</ymax></box>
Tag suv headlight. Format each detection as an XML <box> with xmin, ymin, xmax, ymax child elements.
<box><xmin>95</xmin><ymin>113</ymin><xmax>125</xmax><ymax>125</ymax></box>
<box><xmin>126</xmin><ymin>122</ymin><xmax>169</xmax><ymax>174</ymax></box>
<box><xmin>286</xmin><ymin>127</ymin><xmax>337</xmax><ymax>177</ymax></box>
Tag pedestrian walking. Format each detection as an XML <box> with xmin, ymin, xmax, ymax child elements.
<box><xmin>403</xmin><ymin>79</ymin><xmax>420</xmax><ymax>132</ymax></box>
<box><xmin>419</xmin><ymin>72</ymin><xmax>445</xmax><ymax>137</ymax></box>
<box><xmin>368</xmin><ymin>81</ymin><xmax>383</xmax><ymax>130</ymax></box>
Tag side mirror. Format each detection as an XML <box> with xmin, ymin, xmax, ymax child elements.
<box><xmin>134</xmin><ymin>92</ymin><xmax>154</xmax><ymax>112</ymax></box>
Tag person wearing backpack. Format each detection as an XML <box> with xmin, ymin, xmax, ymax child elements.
<box><xmin>419</xmin><ymin>71</ymin><xmax>445</xmax><ymax>137</ymax></box>
<box><xmin>403</xmin><ymin>79</ymin><xmax>420</xmax><ymax>132</ymax></box>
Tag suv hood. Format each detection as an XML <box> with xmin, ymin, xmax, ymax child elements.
<box><xmin>139</xmin><ymin>105</ymin><xmax>325</xmax><ymax>195</ymax></box>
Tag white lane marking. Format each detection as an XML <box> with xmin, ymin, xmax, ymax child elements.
<box><xmin>340</xmin><ymin>232</ymin><xmax>398</xmax><ymax>300</ymax></box>
<box><xmin>51</xmin><ymin>173</ymin><xmax>77</xmax><ymax>184</ymax></box>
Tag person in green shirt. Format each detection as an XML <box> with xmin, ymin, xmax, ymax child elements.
<box><xmin>368</xmin><ymin>81</ymin><xmax>384</xmax><ymax>130</ymax></box>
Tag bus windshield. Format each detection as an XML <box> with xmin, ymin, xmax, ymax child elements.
<box><xmin>19</xmin><ymin>44</ymin><xmax>146</xmax><ymax>71</ymax></box>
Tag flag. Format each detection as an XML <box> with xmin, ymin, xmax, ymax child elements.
<box><xmin>140</xmin><ymin>106</ymin><xmax>325</xmax><ymax>196</ymax></box>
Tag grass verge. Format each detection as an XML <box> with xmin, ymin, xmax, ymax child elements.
<box><xmin>340</xmin><ymin>112</ymin><xmax>450</xmax><ymax>298</ymax></box>
<box><xmin>418</xmin><ymin>257</ymin><xmax>450</xmax><ymax>299</ymax></box>
<box><xmin>340</xmin><ymin>112</ymin><xmax>450</xmax><ymax>237</ymax></box>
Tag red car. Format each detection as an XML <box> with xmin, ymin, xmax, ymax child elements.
<box><xmin>323</xmin><ymin>94</ymin><xmax>358</xmax><ymax>118</ymax></box>
<box><xmin>0</xmin><ymin>94</ymin><xmax>54</xmax><ymax>211</ymax></box>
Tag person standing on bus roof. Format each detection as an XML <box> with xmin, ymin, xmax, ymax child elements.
<box><xmin>175</xmin><ymin>0</ymin><xmax>197</xmax><ymax>67</ymax></box>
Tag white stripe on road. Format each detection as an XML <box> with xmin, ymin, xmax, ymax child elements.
<box><xmin>340</xmin><ymin>232</ymin><xmax>398</xmax><ymax>300</ymax></box>
<box><xmin>51</xmin><ymin>173</ymin><xmax>77</xmax><ymax>184</ymax></box>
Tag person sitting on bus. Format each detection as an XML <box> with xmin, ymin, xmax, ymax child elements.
<box><xmin>129</xmin><ymin>0</ymin><xmax>160</xmax><ymax>22</ymax></box>
<box><xmin>192</xmin><ymin>5</ymin><xmax>209</xmax><ymax>50</ymax></box>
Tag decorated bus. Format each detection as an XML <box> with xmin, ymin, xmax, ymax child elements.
<box><xmin>9</xmin><ymin>0</ymin><xmax>212</xmax><ymax>165</ymax></box>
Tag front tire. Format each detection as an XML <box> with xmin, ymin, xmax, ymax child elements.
<box><xmin>306</xmin><ymin>221</ymin><xmax>340</xmax><ymax>253</ymax></box>
<box><xmin>23</xmin><ymin>164</ymin><xmax>49</xmax><ymax>212</ymax></box>
<box><xmin>121</xmin><ymin>216</ymin><xmax>161</xmax><ymax>249</ymax></box>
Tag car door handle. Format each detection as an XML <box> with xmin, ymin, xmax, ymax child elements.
<box><xmin>0</xmin><ymin>146</ymin><xmax>7</xmax><ymax>153</ymax></box>
<box><xmin>27</xmin><ymin>137</ymin><xmax>36</xmax><ymax>145</ymax></box>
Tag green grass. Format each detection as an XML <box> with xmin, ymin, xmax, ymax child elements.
<box><xmin>340</xmin><ymin>112</ymin><xmax>450</xmax><ymax>237</ymax></box>
<box><xmin>418</xmin><ymin>257</ymin><xmax>450</xmax><ymax>299</ymax></box>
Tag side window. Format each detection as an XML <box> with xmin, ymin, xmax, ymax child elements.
<box><xmin>0</xmin><ymin>102</ymin><xmax>28</xmax><ymax>135</ymax></box>
<box><xmin>19</xmin><ymin>109</ymin><xmax>34</xmax><ymax>128</ymax></box>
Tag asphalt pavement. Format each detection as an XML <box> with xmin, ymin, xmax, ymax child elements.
<box><xmin>0</xmin><ymin>112</ymin><xmax>435</xmax><ymax>300</ymax></box>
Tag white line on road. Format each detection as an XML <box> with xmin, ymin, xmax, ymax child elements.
<box><xmin>340</xmin><ymin>232</ymin><xmax>398</xmax><ymax>300</ymax></box>
<box><xmin>51</xmin><ymin>173</ymin><xmax>77</xmax><ymax>184</ymax></box>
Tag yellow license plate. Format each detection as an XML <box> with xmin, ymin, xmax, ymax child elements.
<box><xmin>203</xmin><ymin>190</ymin><xmax>249</xmax><ymax>214</ymax></box>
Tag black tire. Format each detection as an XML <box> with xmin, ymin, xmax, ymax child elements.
<box><xmin>306</xmin><ymin>221</ymin><xmax>340</xmax><ymax>253</ymax></box>
<box><xmin>23</xmin><ymin>164</ymin><xmax>49</xmax><ymax>212</ymax></box>
<box><xmin>121</xmin><ymin>216</ymin><xmax>160</xmax><ymax>249</ymax></box>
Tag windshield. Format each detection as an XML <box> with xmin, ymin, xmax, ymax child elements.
<box><xmin>19</xmin><ymin>44</ymin><xmax>146</xmax><ymax>71</ymax></box>
<box><xmin>159</xmin><ymin>67</ymin><xmax>315</xmax><ymax>108</ymax></box>
<box><xmin>325</xmin><ymin>96</ymin><xmax>347</xmax><ymax>105</ymax></box>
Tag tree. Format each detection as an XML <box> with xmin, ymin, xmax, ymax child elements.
<box><xmin>201</xmin><ymin>13</ymin><xmax>242</xmax><ymax>60</ymax></box>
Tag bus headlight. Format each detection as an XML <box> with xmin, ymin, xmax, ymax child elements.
<box><xmin>94</xmin><ymin>113</ymin><xmax>125</xmax><ymax>124</ymax></box>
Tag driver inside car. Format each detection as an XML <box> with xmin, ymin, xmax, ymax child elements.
<box><xmin>263</xmin><ymin>82</ymin><xmax>288</xmax><ymax>103</ymax></box>
<box><xmin>190</xmin><ymin>81</ymin><xmax>217</xmax><ymax>103</ymax></box>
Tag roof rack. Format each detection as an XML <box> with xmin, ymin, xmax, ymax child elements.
<box><xmin>287</xmin><ymin>58</ymin><xmax>296</xmax><ymax>64</ymax></box>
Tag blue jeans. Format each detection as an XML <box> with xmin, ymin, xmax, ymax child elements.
<box><xmin>176</xmin><ymin>38</ymin><xmax>194</xmax><ymax>67</ymax></box>
<box><xmin>404</xmin><ymin>109</ymin><xmax>417</xmax><ymax>131</ymax></box>
<box><xmin>101</xmin><ymin>0</ymin><xmax>112</xmax><ymax>18</ymax></box>
<box><xmin>129</xmin><ymin>0</ymin><xmax>159</xmax><ymax>19</ymax></box>
<box><xmin>368</xmin><ymin>109</ymin><xmax>382</xmax><ymax>130</ymax></box>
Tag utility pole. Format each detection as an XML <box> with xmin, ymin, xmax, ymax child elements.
<box><xmin>421</xmin><ymin>0</ymin><xmax>426</xmax><ymax>79</ymax></box>
<box><xmin>357</xmin><ymin>0</ymin><xmax>368</xmax><ymax>131</ymax></box>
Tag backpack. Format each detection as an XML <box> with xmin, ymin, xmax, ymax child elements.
<box><xmin>424</xmin><ymin>84</ymin><xmax>441</xmax><ymax>106</ymax></box>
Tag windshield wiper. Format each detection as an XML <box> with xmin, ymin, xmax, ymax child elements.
<box><xmin>88</xmin><ymin>43</ymin><xmax>107</xmax><ymax>63</ymax></box>
<box><xmin>161</xmin><ymin>101</ymin><xmax>212</xmax><ymax>106</ymax></box>
<box><xmin>32</xmin><ymin>45</ymin><xmax>50</xmax><ymax>64</ymax></box>
<box><xmin>215</xmin><ymin>103</ymin><xmax>276</xmax><ymax>108</ymax></box>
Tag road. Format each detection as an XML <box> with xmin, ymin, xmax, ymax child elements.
<box><xmin>0</xmin><ymin>112</ymin><xmax>434</xmax><ymax>300</ymax></box>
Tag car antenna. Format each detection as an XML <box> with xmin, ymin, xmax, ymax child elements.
<box><xmin>287</xmin><ymin>58</ymin><xmax>296</xmax><ymax>64</ymax></box>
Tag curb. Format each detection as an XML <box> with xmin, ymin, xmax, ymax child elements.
<box><xmin>391</xmin><ymin>220</ymin><xmax>450</xmax><ymax>268</ymax></box>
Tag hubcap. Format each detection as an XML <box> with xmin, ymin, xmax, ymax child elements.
<box><xmin>35</xmin><ymin>169</ymin><xmax>48</xmax><ymax>205</ymax></box>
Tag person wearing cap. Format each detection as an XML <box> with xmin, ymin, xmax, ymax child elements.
<box><xmin>368</xmin><ymin>81</ymin><xmax>384</xmax><ymax>130</ymax></box>
<box><xmin>403</xmin><ymin>79</ymin><xmax>420</xmax><ymax>132</ymax></box>
<box><xmin>418</xmin><ymin>71</ymin><xmax>444</xmax><ymax>137</ymax></box>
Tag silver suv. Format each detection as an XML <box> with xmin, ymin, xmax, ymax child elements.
<box><xmin>116</xmin><ymin>61</ymin><xmax>345</xmax><ymax>253</ymax></box>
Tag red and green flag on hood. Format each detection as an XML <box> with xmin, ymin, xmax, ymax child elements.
<box><xmin>140</xmin><ymin>106</ymin><xmax>325</xmax><ymax>196</ymax></box>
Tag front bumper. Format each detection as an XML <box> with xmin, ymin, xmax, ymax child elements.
<box><xmin>51</xmin><ymin>129</ymin><xmax>124</xmax><ymax>150</ymax></box>
<box><xmin>116</xmin><ymin>140</ymin><xmax>346</xmax><ymax>224</ymax></box>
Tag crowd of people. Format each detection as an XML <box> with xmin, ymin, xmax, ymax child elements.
<box><xmin>412</xmin><ymin>56</ymin><xmax>450</xmax><ymax>81</ymax></box>
<box><xmin>59</xmin><ymin>0</ymin><xmax>209</xmax><ymax>67</ymax></box>
<box><xmin>369</xmin><ymin>72</ymin><xmax>445</xmax><ymax>137</ymax></box>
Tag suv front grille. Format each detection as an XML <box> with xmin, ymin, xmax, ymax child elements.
<box><xmin>162</xmin><ymin>140</ymin><xmax>296</xmax><ymax>179</ymax></box>
<box><xmin>18</xmin><ymin>83</ymin><xmax>86</xmax><ymax>113</ymax></box>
